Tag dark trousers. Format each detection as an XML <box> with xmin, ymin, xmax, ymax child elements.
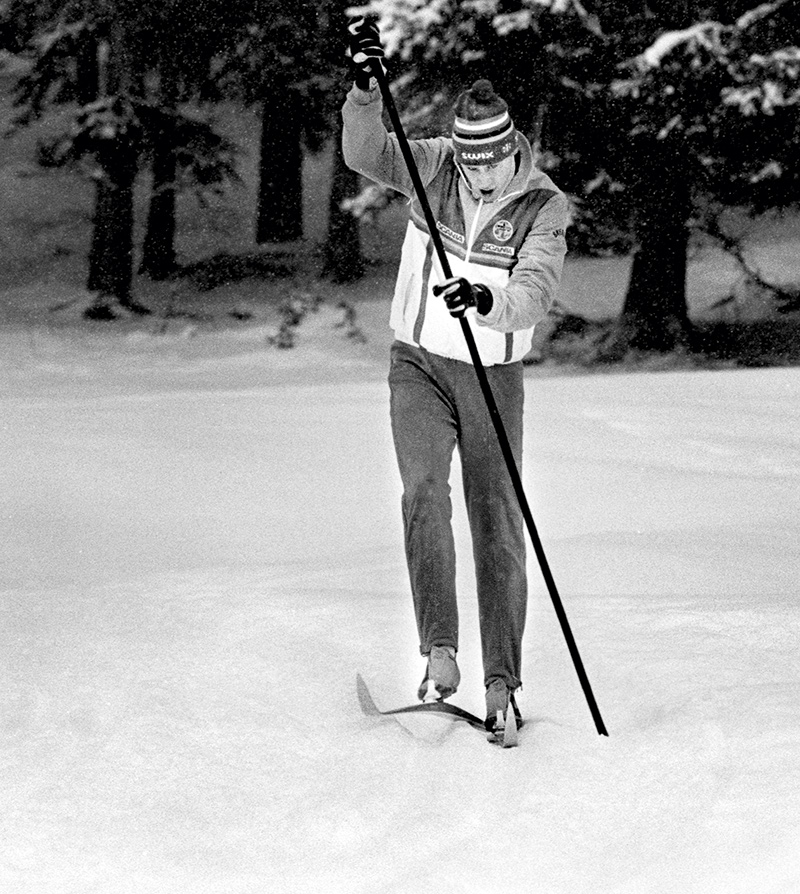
<box><xmin>388</xmin><ymin>341</ymin><xmax>527</xmax><ymax>690</ymax></box>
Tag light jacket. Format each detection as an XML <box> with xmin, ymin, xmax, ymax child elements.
<box><xmin>342</xmin><ymin>85</ymin><xmax>569</xmax><ymax>365</ymax></box>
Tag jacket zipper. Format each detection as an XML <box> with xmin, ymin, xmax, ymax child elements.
<box><xmin>464</xmin><ymin>198</ymin><xmax>484</xmax><ymax>265</ymax></box>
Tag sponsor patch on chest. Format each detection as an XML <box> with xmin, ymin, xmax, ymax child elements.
<box><xmin>436</xmin><ymin>221</ymin><xmax>465</xmax><ymax>244</ymax></box>
<box><xmin>492</xmin><ymin>220</ymin><xmax>514</xmax><ymax>242</ymax></box>
<box><xmin>481</xmin><ymin>242</ymin><xmax>515</xmax><ymax>257</ymax></box>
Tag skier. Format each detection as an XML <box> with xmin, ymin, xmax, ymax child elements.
<box><xmin>343</xmin><ymin>18</ymin><xmax>569</xmax><ymax>734</ymax></box>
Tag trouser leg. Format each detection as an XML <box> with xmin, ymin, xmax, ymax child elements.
<box><xmin>389</xmin><ymin>342</ymin><xmax>459</xmax><ymax>654</ymax></box>
<box><xmin>456</xmin><ymin>360</ymin><xmax>527</xmax><ymax>690</ymax></box>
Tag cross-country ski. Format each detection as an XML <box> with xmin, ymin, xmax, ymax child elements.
<box><xmin>357</xmin><ymin>673</ymin><xmax>523</xmax><ymax>747</ymax></box>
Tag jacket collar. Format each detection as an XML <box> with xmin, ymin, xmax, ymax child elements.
<box><xmin>500</xmin><ymin>132</ymin><xmax>535</xmax><ymax>201</ymax></box>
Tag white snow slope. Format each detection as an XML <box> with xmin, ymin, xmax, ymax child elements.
<box><xmin>2</xmin><ymin>315</ymin><xmax>800</xmax><ymax>894</ymax></box>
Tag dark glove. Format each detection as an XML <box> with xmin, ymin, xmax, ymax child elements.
<box><xmin>433</xmin><ymin>276</ymin><xmax>494</xmax><ymax>318</ymax></box>
<box><xmin>347</xmin><ymin>17</ymin><xmax>384</xmax><ymax>91</ymax></box>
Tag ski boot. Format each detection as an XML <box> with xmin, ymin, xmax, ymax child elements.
<box><xmin>484</xmin><ymin>678</ymin><xmax>522</xmax><ymax>747</ymax></box>
<box><xmin>417</xmin><ymin>645</ymin><xmax>460</xmax><ymax>702</ymax></box>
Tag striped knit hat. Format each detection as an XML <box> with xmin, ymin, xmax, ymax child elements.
<box><xmin>452</xmin><ymin>80</ymin><xmax>518</xmax><ymax>166</ymax></box>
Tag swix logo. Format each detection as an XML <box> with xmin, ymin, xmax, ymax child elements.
<box><xmin>461</xmin><ymin>141</ymin><xmax>513</xmax><ymax>163</ymax></box>
<box><xmin>492</xmin><ymin>220</ymin><xmax>514</xmax><ymax>243</ymax></box>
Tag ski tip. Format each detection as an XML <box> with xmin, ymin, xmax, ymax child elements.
<box><xmin>356</xmin><ymin>673</ymin><xmax>381</xmax><ymax>717</ymax></box>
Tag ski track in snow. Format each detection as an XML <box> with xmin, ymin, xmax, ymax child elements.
<box><xmin>1</xmin><ymin>326</ymin><xmax>800</xmax><ymax>893</ymax></box>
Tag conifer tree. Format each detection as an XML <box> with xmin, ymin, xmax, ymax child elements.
<box><xmin>5</xmin><ymin>0</ymin><xmax>241</xmax><ymax>309</ymax></box>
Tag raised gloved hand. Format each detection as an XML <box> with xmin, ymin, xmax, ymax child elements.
<box><xmin>347</xmin><ymin>17</ymin><xmax>384</xmax><ymax>91</ymax></box>
<box><xmin>433</xmin><ymin>276</ymin><xmax>494</xmax><ymax>318</ymax></box>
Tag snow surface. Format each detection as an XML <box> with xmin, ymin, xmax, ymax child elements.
<box><xmin>2</xmin><ymin>311</ymin><xmax>800</xmax><ymax>894</ymax></box>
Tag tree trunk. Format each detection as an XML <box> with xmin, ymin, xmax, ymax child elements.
<box><xmin>323</xmin><ymin>119</ymin><xmax>364</xmax><ymax>283</ymax></box>
<box><xmin>609</xmin><ymin>141</ymin><xmax>692</xmax><ymax>354</ymax></box>
<box><xmin>139</xmin><ymin>128</ymin><xmax>178</xmax><ymax>279</ymax></box>
<box><xmin>75</xmin><ymin>34</ymin><xmax>100</xmax><ymax>106</ymax></box>
<box><xmin>140</xmin><ymin>71</ymin><xmax>178</xmax><ymax>279</ymax></box>
<box><xmin>85</xmin><ymin>24</ymin><xmax>147</xmax><ymax>315</ymax></box>
<box><xmin>256</xmin><ymin>87</ymin><xmax>303</xmax><ymax>244</ymax></box>
<box><xmin>87</xmin><ymin>138</ymin><xmax>139</xmax><ymax>307</ymax></box>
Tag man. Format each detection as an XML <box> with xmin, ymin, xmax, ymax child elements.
<box><xmin>344</xmin><ymin>19</ymin><xmax>568</xmax><ymax>733</ymax></box>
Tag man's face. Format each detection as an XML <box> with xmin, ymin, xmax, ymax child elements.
<box><xmin>460</xmin><ymin>155</ymin><xmax>516</xmax><ymax>203</ymax></box>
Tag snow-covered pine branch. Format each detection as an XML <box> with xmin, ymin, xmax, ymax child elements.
<box><xmin>347</xmin><ymin>0</ymin><xmax>453</xmax><ymax>59</ymax></box>
<box><xmin>635</xmin><ymin>22</ymin><xmax>722</xmax><ymax>72</ymax></box>
<box><xmin>723</xmin><ymin>47</ymin><xmax>800</xmax><ymax>114</ymax></box>
<box><xmin>736</xmin><ymin>0</ymin><xmax>794</xmax><ymax>30</ymax></box>
<box><xmin>33</xmin><ymin>20</ymin><xmax>88</xmax><ymax>58</ymax></box>
<box><xmin>632</xmin><ymin>0</ymin><xmax>794</xmax><ymax>74</ymax></box>
<box><xmin>493</xmin><ymin>0</ymin><xmax>604</xmax><ymax>39</ymax></box>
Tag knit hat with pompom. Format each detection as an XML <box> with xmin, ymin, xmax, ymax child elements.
<box><xmin>452</xmin><ymin>79</ymin><xmax>518</xmax><ymax>166</ymax></box>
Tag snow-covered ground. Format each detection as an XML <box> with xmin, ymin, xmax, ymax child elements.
<box><xmin>2</xmin><ymin>311</ymin><xmax>800</xmax><ymax>894</ymax></box>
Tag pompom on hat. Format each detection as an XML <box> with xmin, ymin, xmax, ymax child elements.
<box><xmin>452</xmin><ymin>79</ymin><xmax>518</xmax><ymax>166</ymax></box>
